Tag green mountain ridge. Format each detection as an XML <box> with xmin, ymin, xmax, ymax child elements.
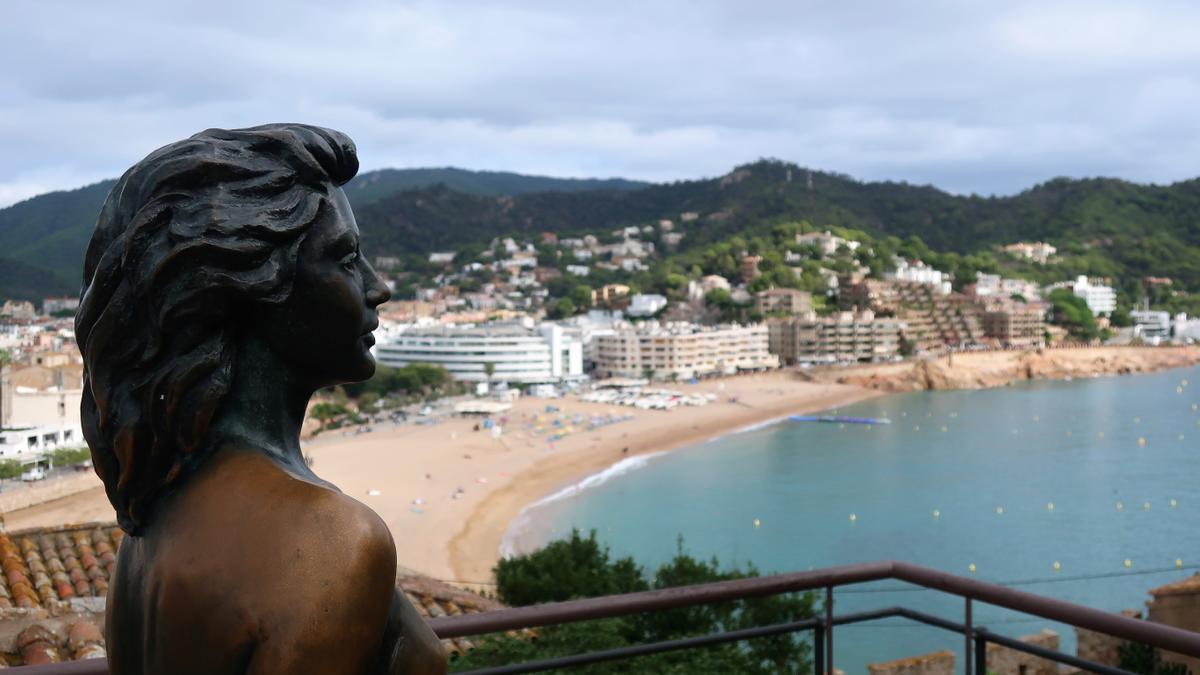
<box><xmin>1</xmin><ymin>161</ymin><xmax>1198</xmax><ymax>309</ymax></box>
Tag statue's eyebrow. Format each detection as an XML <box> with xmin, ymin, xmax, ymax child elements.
<box><xmin>326</xmin><ymin>230</ymin><xmax>358</xmax><ymax>254</ymax></box>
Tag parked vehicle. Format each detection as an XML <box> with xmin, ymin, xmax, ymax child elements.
<box><xmin>20</xmin><ymin>467</ymin><xmax>46</xmax><ymax>482</ymax></box>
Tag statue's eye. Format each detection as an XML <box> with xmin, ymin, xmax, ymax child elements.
<box><xmin>340</xmin><ymin>250</ymin><xmax>359</xmax><ymax>269</ymax></box>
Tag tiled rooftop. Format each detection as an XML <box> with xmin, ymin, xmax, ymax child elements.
<box><xmin>0</xmin><ymin>522</ymin><xmax>519</xmax><ymax>665</ymax></box>
<box><xmin>1149</xmin><ymin>573</ymin><xmax>1200</xmax><ymax>598</ymax></box>
<box><xmin>0</xmin><ymin>523</ymin><xmax>120</xmax><ymax>610</ymax></box>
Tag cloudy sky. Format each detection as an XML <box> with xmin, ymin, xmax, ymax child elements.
<box><xmin>3</xmin><ymin>0</ymin><xmax>1200</xmax><ymax>207</ymax></box>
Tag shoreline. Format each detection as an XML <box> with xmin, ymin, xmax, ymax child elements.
<box><xmin>4</xmin><ymin>345</ymin><xmax>1196</xmax><ymax>589</ymax></box>
<box><xmin>444</xmin><ymin>378</ymin><xmax>882</xmax><ymax>585</ymax></box>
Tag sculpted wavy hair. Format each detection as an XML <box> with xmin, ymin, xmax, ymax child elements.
<box><xmin>76</xmin><ymin>124</ymin><xmax>359</xmax><ymax>534</ymax></box>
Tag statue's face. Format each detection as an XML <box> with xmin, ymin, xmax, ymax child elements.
<box><xmin>256</xmin><ymin>186</ymin><xmax>390</xmax><ymax>387</ymax></box>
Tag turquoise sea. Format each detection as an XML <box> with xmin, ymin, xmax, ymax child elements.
<box><xmin>505</xmin><ymin>365</ymin><xmax>1200</xmax><ymax>674</ymax></box>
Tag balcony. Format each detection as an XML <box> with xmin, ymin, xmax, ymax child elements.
<box><xmin>9</xmin><ymin>560</ymin><xmax>1200</xmax><ymax>674</ymax></box>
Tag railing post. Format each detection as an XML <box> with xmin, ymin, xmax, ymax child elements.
<box><xmin>825</xmin><ymin>586</ymin><xmax>834</xmax><ymax>675</ymax></box>
<box><xmin>975</xmin><ymin>634</ymin><xmax>987</xmax><ymax>675</ymax></box>
<box><xmin>965</xmin><ymin>597</ymin><xmax>973</xmax><ymax>675</ymax></box>
<box><xmin>813</xmin><ymin>623</ymin><xmax>825</xmax><ymax>675</ymax></box>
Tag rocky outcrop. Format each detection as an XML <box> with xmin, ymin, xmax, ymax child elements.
<box><xmin>818</xmin><ymin>346</ymin><xmax>1200</xmax><ymax>392</ymax></box>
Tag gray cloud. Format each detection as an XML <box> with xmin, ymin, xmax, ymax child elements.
<box><xmin>3</xmin><ymin>0</ymin><xmax>1200</xmax><ymax>206</ymax></box>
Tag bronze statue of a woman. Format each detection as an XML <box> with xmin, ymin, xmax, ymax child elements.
<box><xmin>76</xmin><ymin>124</ymin><xmax>446</xmax><ymax>674</ymax></box>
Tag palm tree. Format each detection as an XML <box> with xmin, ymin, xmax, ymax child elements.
<box><xmin>483</xmin><ymin>362</ymin><xmax>496</xmax><ymax>391</ymax></box>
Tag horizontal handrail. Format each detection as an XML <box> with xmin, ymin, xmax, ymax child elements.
<box><xmin>9</xmin><ymin>559</ymin><xmax>1199</xmax><ymax>673</ymax></box>
<box><xmin>427</xmin><ymin>559</ymin><xmax>1200</xmax><ymax>658</ymax></box>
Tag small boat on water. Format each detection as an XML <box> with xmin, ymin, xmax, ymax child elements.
<box><xmin>789</xmin><ymin>415</ymin><xmax>892</xmax><ymax>425</ymax></box>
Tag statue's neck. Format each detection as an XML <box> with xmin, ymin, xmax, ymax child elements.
<box><xmin>206</xmin><ymin>334</ymin><xmax>318</xmax><ymax>480</ymax></box>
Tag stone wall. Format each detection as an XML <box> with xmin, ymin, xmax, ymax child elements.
<box><xmin>1075</xmin><ymin>609</ymin><xmax>1141</xmax><ymax>670</ymax></box>
<box><xmin>868</xmin><ymin>650</ymin><xmax>954</xmax><ymax>675</ymax></box>
<box><xmin>983</xmin><ymin>629</ymin><xmax>1059</xmax><ymax>675</ymax></box>
<box><xmin>0</xmin><ymin>472</ymin><xmax>102</xmax><ymax>515</ymax></box>
<box><xmin>1148</xmin><ymin>584</ymin><xmax>1200</xmax><ymax>674</ymax></box>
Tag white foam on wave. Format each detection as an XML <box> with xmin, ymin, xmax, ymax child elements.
<box><xmin>499</xmin><ymin>451</ymin><xmax>667</xmax><ymax>559</ymax></box>
<box><xmin>705</xmin><ymin>415</ymin><xmax>790</xmax><ymax>444</ymax></box>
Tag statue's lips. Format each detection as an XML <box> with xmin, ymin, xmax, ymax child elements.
<box><xmin>361</xmin><ymin>332</ymin><xmax>376</xmax><ymax>347</ymax></box>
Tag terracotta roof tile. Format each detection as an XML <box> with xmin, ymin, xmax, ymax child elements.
<box><xmin>1149</xmin><ymin>573</ymin><xmax>1200</xmax><ymax>597</ymax></box>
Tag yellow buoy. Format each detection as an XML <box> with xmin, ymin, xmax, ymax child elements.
<box><xmin>996</xmin><ymin>506</ymin><xmax>1004</xmax><ymax>515</ymax></box>
<box><xmin>1124</xmin><ymin>558</ymin><xmax>1133</xmax><ymax>569</ymax></box>
<box><xmin>1033</xmin><ymin>415</ymin><xmax>1040</xmax><ymax>422</ymax></box>
<box><xmin>1171</xmin><ymin>499</ymin><xmax>1178</xmax><ymax>508</ymax></box>
<box><xmin>1116</xmin><ymin>501</ymin><xmax>1124</xmax><ymax>511</ymax></box>
<box><xmin>932</xmin><ymin>509</ymin><xmax>941</xmax><ymax>518</ymax></box>
<box><xmin>1053</xmin><ymin>561</ymin><xmax>1061</xmax><ymax>572</ymax></box>
<box><xmin>914</xmin><ymin>425</ymin><xmax>921</xmax><ymax>432</ymax></box>
<box><xmin>1047</xmin><ymin>501</ymin><xmax>1055</xmax><ymax>512</ymax></box>
<box><xmin>1178</xmin><ymin>386</ymin><xmax>1185</xmax><ymax>394</ymax></box>
<box><xmin>1177</xmin><ymin>558</ymin><xmax>1184</xmax><ymax>568</ymax></box>
<box><xmin>1144</xmin><ymin>501</ymin><xmax>1151</xmax><ymax>511</ymax></box>
<box><xmin>1179</xmin><ymin>434</ymin><xmax>1186</xmax><ymax>441</ymax></box>
<box><xmin>849</xmin><ymin>513</ymin><xmax>857</xmax><ymax>523</ymax></box>
<box><xmin>968</xmin><ymin>563</ymin><xmax>977</xmax><ymax>574</ymax></box>
<box><xmin>942</xmin><ymin>425</ymin><xmax>949</xmax><ymax>433</ymax></box>
<box><xmin>754</xmin><ymin>518</ymin><xmax>761</xmax><ymax>528</ymax></box>
<box><xmin>1098</xmin><ymin>431</ymin><xmax>1105</xmax><ymax>439</ymax></box>
<box><xmin>1184</xmin><ymin>379</ymin><xmax>1190</xmax><ymax>387</ymax></box>
<box><xmin>1138</xmin><ymin>437</ymin><xmax>1147</xmax><ymax>447</ymax></box>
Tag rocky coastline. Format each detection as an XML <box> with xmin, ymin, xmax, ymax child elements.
<box><xmin>809</xmin><ymin>345</ymin><xmax>1200</xmax><ymax>392</ymax></box>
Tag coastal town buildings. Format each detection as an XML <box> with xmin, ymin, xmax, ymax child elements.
<box><xmin>795</xmin><ymin>230</ymin><xmax>860</xmax><ymax>256</ymax></box>
<box><xmin>0</xmin><ymin>301</ymin><xmax>35</xmax><ymax>321</ymax></box>
<box><xmin>627</xmin><ymin>294</ymin><xmax>668</xmax><ymax>317</ymax></box>
<box><xmin>754</xmin><ymin>288</ymin><xmax>813</xmax><ymax>315</ymax></box>
<box><xmin>41</xmin><ymin>297</ymin><xmax>79</xmax><ymax>315</ymax></box>
<box><xmin>375</xmin><ymin>322</ymin><xmax>584</xmax><ymax>384</ymax></box>
<box><xmin>592</xmin><ymin>322</ymin><xmax>778</xmax><ymax>380</ymax></box>
<box><xmin>1070</xmin><ymin>275</ymin><xmax>1117</xmax><ymax>316</ymax></box>
<box><xmin>886</xmin><ymin>258</ymin><xmax>952</xmax><ymax>295</ymax></box>
<box><xmin>767</xmin><ymin>310</ymin><xmax>904</xmax><ymax>365</ymax></box>
<box><xmin>981</xmin><ymin>301</ymin><xmax>1047</xmax><ymax>346</ymax></box>
<box><xmin>740</xmin><ymin>255</ymin><xmax>762</xmax><ymax>283</ymax></box>
<box><xmin>1003</xmin><ymin>241</ymin><xmax>1057</xmax><ymax>263</ymax></box>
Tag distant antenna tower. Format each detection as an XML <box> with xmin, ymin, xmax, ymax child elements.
<box><xmin>806</xmin><ymin>170</ymin><xmax>813</xmax><ymax>191</ymax></box>
<box><xmin>786</xmin><ymin>168</ymin><xmax>793</xmax><ymax>183</ymax></box>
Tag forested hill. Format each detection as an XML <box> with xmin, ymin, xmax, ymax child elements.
<box><xmin>0</xmin><ymin>167</ymin><xmax>650</xmax><ymax>301</ymax></box>
<box><xmin>1</xmin><ymin>159</ymin><xmax>1199</xmax><ymax>304</ymax></box>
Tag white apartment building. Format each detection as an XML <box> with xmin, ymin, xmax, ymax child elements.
<box><xmin>1071</xmin><ymin>275</ymin><xmax>1116</xmax><ymax>316</ymax></box>
<box><xmin>375</xmin><ymin>322</ymin><xmax>583</xmax><ymax>384</ymax></box>
<box><xmin>593</xmin><ymin>322</ymin><xmax>778</xmax><ymax>380</ymax></box>
<box><xmin>973</xmin><ymin>273</ymin><xmax>1041</xmax><ymax>301</ymax></box>
<box><xmin>887</xmin><ymin>259</ymin><xmax>952</xmax><ymax>295</ymax></box>
<box><xmin>627</xmin><ymin>294</ymin><xmax>668</xmax><ymax>317</ymax></box>
<box><xmin>1130</xmin><ymin>310</ymin><xmax>1172</xmax><ymax>340</ymax></box>
<box><xmin>795</xmin><ymin>231</ymin><xmax>861</xmax><ymax>256</ymax></box>
<box><xmin>0</xmin><ymin>425</ymin><xmax>81</xmax><ymax>460</ymax></box>
<box><xmin>1003</xmin><ymin>242</ymin><xmax>1057</xmax><ymax>263</ymax></box>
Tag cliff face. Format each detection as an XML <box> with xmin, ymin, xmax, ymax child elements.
<box><xmin>820</xmin><ymin>346</ymin><xmax>1200</xmax><ymax>392</ymax></box>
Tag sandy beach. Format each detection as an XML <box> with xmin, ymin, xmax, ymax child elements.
<box><xmin>2</xmin><ymin>372</ymin><xmax>878</xmax><ymax>586</ymax></box>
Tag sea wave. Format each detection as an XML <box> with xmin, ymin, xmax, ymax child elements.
<box><xmin>499</xmin><ymin>451</ymin><xmax>666</xmax><ymax>558</ymax></box>
<box><xmin>705</xmin><ymin>415</ymin><xmax>791</xmax><ymax>443</ymax></box>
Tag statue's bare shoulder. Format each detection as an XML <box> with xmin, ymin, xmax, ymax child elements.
<box><xmin>155</xmin><ymin>450</ymin><xmax>398</xmax><ymax>673</ymax></box>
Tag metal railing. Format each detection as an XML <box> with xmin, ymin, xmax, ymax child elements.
<box><xmin>9</xmin><ymin>560</ymin><xmax>1200</xmax><ymax>673</ymax></box>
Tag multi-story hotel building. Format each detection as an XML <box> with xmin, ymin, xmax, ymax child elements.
<box><xmin>767</xmin><ymin>310</ymin><xmax>905</xmax><ymax>365</ymax></box>
<box><xmin>375</xmin><ymin>322</ymin><xmax>584</xmax><ymax>384</ymax></box>
<box><xmin>592</xmin><ymin>323</ymin><xmax>778</xmax><ymax>380</ymax></box>
<box><xmin>981</xmin><ymin>302</ymin><xmax>1047</xmax><ymax>346</ymax></box>
<box><xmin>754</xmin><ymin>288</ymin><xmax>813</xmax><ymax>316</ymax></box>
